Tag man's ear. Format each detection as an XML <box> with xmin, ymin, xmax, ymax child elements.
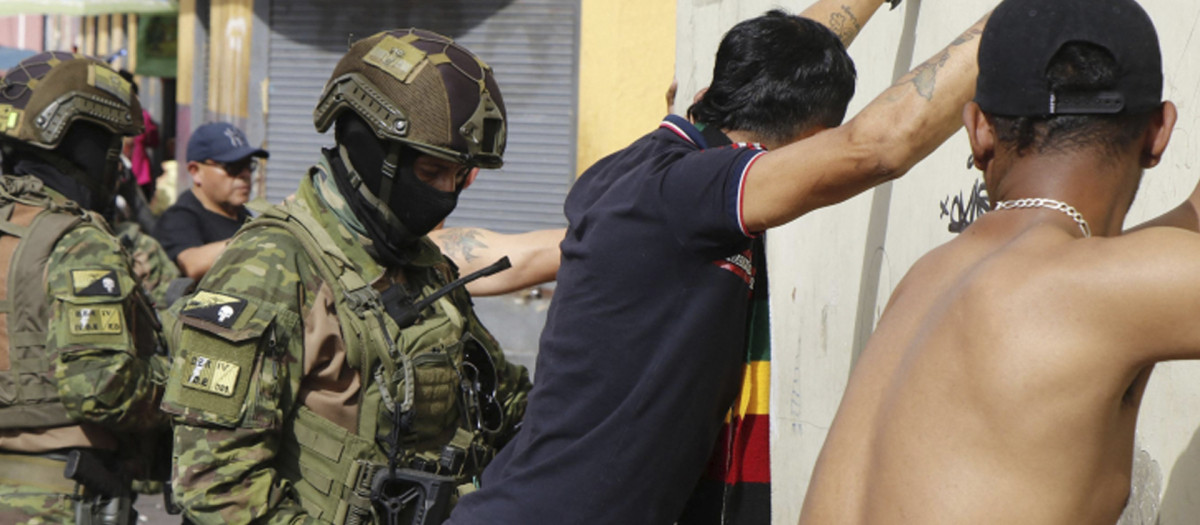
<box><xmin>1143</xmin><ymin>100</ymin><xmax>1177</xmax><ymax>169</ymax></box>
<box><xmin>962</xmin><ymin>101</ymin><xmax>995</xmax><ymax>171</ymax></box>
<box><xmin>186</xmin><ymin>161</ymin><xmax>201</xmax><ymax>181</ymax></box>
<box><xmin>462</xmin><ymin>167</ymin><xmax>480</xmax><ymax>191</ymax></box>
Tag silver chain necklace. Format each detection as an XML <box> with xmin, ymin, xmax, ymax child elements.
<box><xmin>992</xmin><ymin>198</ymin><xmax>1091</xmax><ymax>238</ymax></box>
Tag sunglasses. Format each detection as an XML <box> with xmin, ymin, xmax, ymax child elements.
<box><xmin>204</xmin><ymin>158</ymin><xmax>259</xmax><ymax>175</ymax></box>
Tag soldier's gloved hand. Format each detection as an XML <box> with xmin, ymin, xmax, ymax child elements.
<box><xmin>888</xmin><ymin>0</ymin><xmax>902</xmax><ymax>9</ymax></box>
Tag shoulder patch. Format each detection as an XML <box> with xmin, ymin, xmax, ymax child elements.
<box><xmin>181</xmin><ymin>355</ymin><xmax>241</xmax><ymax>397</ymax></box>
<box><xmin>67</xmin><ymin>304</ymin><xmax>124</xmax><ymax>335</ymax></box>
<box><xmin>72</xmin><ymin>269</ymin><xmax>122</xmax><ymax>296</ymax></box>
<box><xmin>181</xmin><ymin>291</ymin><xmax>249</xmax><ymax>329</ymax></box>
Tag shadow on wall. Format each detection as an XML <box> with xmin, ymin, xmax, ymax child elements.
<box><xmin>272</xmin><ymin>0</ymin><xmax>518</xmax><ymax>50</ymax></box>
<box><xmin>1158</xmin><ymin>425</ymin><xmax>1200</xmax><ymax>524</ymax></box>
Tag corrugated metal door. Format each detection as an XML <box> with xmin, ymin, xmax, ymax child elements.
<box><xmin>265</xmin><ymin>0</ymin><xmax>576</xmax><ymax>232</ymax></box>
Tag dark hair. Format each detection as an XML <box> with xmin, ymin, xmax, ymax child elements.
<box><xmin>991</xmin><ymin>42</ymin><xmax>1153</xmax><ymax>157</ymax></box>
<box><xmin>118</xmin><ymin>69</ymin><xmax>139</xmax><ymax>96</ymax></box>
<box><xmin>688</xmin><ymin>10</ymin><xmax>856</xmax><ymax>145</ymax></box>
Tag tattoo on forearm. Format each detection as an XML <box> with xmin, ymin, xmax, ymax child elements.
<box><xmin>903</xmin><ymin>26</ymin><xmax>982</xmax><ymax>101</ymax></box>
<box><xmin>908</xmin><ymin>53</ymin><xmax>950</xmax><ymax>101</ymax></box>
<box><xmin>828</xmin><ymin>6</ymin><xmax>862</xmax><ymax>44</ymax></box>
<box><xmin>950</xmin><ymin>27</ymin><xmax>982</xmax><ymax>47</ymax></box>
<box><xmin>438</xmin><ymin>228</ymin><xmax>488</xmax><ymax>263</ymax></box>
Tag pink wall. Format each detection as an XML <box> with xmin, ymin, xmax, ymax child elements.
<box><xmin>0</xmin><ymin>16</ymin><xmax>45</xmax><ymax>51</ymax></box>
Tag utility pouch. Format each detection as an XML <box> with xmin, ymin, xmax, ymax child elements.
<box><xmin>369</xmin><ymin>467</ymin><xmax>456</xmax><ymax>525</ymax></box>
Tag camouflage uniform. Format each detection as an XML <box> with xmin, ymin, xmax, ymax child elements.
<box><xmin>0</xmin><ymin>175</ymin><xmax>168</xmax><ymax>524</ymax></box>
<box><xmin>162</xmin><ymin>164</ymin><xmax>531</xmax><ymax>524</ymax></box>
<box><xmin>113</xmin><ymin>221</ymin><xmax>181</xmax><ymax>308</ymax></box>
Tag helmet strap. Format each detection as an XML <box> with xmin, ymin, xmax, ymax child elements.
<box><xmin>376</xmin><ymin>141</ymin><xmax>404</xmax><ymax>207</ymax></box>
<box><xmin>336</xmin><ymin>142</ymin><xmax>408</xmax><ymax>235</ymax></box>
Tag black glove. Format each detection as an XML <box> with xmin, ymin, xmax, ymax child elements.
<box><xmin>888</xmin><ymin>0</ymin><xmax>902</xmax><ymax>9</ymax></box>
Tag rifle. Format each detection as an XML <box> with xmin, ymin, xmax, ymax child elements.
<box><xmin>63</xmin><ymin>449</ymin><xmax>136</xmax><ymax>525</ymax></box>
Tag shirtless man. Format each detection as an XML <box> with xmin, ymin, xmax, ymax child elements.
<box><xmin>800</xmin><ymin>0</ymin><xmax>1189</xmax><ymax>523</ymax></box>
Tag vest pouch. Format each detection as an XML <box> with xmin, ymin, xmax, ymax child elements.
<box><xmin>161</xmin><ymin>290</ymin><xmax>293</xmax><ymax>429</ymax></box>
<box><xmin>280</xmin><ymin>407</ymin><xmax>380</xmax><ymax>525</ymax></box>
<box><xmin>404</xmin><ymin>346</ymin><xmax>463</xmax><ymax>450</ymax></box>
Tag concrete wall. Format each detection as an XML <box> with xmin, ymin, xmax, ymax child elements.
<box><xmin>675</xmin><ymin>1</ymin><xmax>1200</xmax><ymax>523</ymax></box>
<box><xmin>577</xmin><ymin>0</ymin><xmax>676</xmax><ymax>175</ymax></box>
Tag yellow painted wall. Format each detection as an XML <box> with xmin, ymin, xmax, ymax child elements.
<box><xmin>177</xmin><ymin>0</ymin><xmax>195</xmax><ymax>108</ymax></box>
<box><xmin>576</xmin><ymin>0</ymin><xmax>675</xmax><ymax>175</ymax></box>
<box><xmin>207</xmin><ymin>0</ymin><xmax>254</xmax><ymax>120</ymax></box>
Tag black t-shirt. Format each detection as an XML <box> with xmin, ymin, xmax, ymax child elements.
<box><xmin>449</xmin><ymin>115</ymin><xmax>766</xmax><ymax>525</ymax></box>
<box><xmin>153</xmin><ymin>189</ymin><xmax>250</xmax><ymax>262</ymax></box>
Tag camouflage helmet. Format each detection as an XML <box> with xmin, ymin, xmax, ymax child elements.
<box><xmin>0</xmin><ymin>51</ymin><xmax>143</xmax><ymax>149</ymax></box>
<box><xmin>314</xmin><ymin>29</ymin><xmax>507</xmax><ymax>169</ymax></box>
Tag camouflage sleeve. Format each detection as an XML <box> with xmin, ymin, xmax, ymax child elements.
<box><xmin>128</xmin><ymin>228</ymin><xmax>181</xmax><ymax>307</ymax></box>
<box><xmin>161</xmin><ymin>225</ymin><xmax>317</xmax><ymax>525</ymax></box>
<box><xmin>48</xmin><ymin>223</ymin><xmax>167</xmax><ymax>432</ymax></box>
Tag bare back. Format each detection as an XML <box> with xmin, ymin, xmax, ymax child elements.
<box><xmin>797</xmin><ymin>219</ymin><xmax>1186</xmax><ymax>525</ymax></box>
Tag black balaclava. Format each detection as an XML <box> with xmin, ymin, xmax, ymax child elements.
<box><xmin>9</xmin><ymin>121</ymin><xmax>121</xmax><ymax>216</ymax></box>
<box><xmin>331</xmin><ymin>113</ymin><xmax>461</xmax><ymax>266</ymax></box>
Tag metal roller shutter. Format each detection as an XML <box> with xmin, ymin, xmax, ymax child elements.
<box><xmin>264</xmin><ymin>0</ymin><xmax>576</xmax><ymax>233</ymax></box>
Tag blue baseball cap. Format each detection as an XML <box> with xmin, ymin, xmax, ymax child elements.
<box><xmin>186</xmin><ymin>122</ymin><xmax>269</xmax><ymax>163</ymax></box>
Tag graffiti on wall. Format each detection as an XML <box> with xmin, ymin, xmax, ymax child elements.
<box><xmin>939</xmin><ymin>178</ymin><xmax>990</xmax><ymax>233</ymax></box>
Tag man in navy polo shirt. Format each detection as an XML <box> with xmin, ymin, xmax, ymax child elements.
<box><xmin>449</xmin><ymin>0</ymin><xmax>989</xmax><ymax>523</ymax></box>
<box><xmin>153</xmin><ymin>122</ymin><xmax>268</xmax><ymax>280</ymax></box>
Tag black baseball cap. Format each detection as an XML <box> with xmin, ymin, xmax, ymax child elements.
<box><xmin>975</xmin><ymin>0</ymin><xmax>1162</xmax><ymax>117</ymax></box>
<box><xmin>187</xmin><ymin>121</ymin><xmax>270</xmax><ymax>163</ymax></box>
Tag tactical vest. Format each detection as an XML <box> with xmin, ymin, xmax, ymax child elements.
<box><xmin>242</xmin><ymin>190</ymin><xmax>501</xmax><ymax>524</ymax></box>
<box><xmin>0</xmin><ymin>176</ymin><xmax>100</xmax><ymax>429</ymax></box>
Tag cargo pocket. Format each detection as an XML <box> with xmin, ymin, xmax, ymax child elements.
<box><xmin>161</xmin><ymin>290</ymin><xmax>290</xmax><ymax>429</ymax></box>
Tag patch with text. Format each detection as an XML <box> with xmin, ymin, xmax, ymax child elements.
<box><xmin>181</xmin><ymin>355</ymin><xmax>240</xmax><ymax>397</ymax></box>
<box><xmin>67</xmin><ymin>304</ymin><xmax>124</xmax><ymax>335</ymax></box>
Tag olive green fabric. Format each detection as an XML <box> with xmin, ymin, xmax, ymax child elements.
<box><xmin>0</xmin><ymin>174</ymin><xmax>168</xmax><ymax>523</ymax></box>
<box><xmin>163</xmin><ymin>163</ymin><xmax>530</xmax><ymax>525</ymax></box>
<box><xmin>0</xmin><ymin>179</ymin><xmax>86</xmax><ymax>429</ymax></box>
<box><xmin>113</xmin><ymin>221</ymin><xmax>180</xmax><ymax>308</ymax></box>
<box><xmin>0</xmin><ymin>175</ymin><xmax>165</xmax><ymax>431</ymax></box>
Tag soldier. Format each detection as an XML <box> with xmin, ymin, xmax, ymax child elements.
<box><xmin>162</xmin><ymin>29</ymin><xmax>531</xmax><ymax>524</ymax></box>
<box><xmin>0</xmin><ymin>52</ymin><xmax>168</xmax><ymax>524</ymax></box>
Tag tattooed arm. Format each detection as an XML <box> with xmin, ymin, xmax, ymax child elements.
<box><xmin>430</xmin><ymin>227</ymin><xmax>565</xmax><ymax>296</ymax></box>
<box><xmin>800</xmin><ymin>0</ymin><xmax>890</xmax><ymax>47</ymax></box>
<box><xmin>740</xmin><ymin>13</ymin><xmax>990</xmax><ymax>231</ymax></box>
